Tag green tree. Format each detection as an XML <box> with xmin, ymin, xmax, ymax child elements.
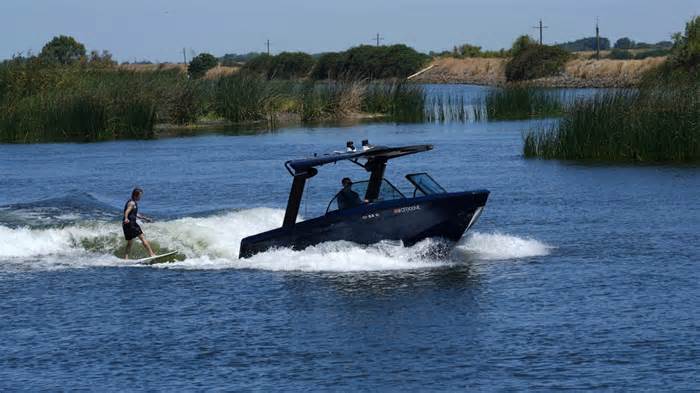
<box><xmin>614</xmin><ymin>37</ymin><xmax>635</xmax><ymax>49</ymax></box>
<box><xmin>241</xmin><ymin>54</ymin><xmax>274</xmax><ymax>76</ymax></box>
<box><xmin>511</xmin><ymin>35</ymin><xmax>536</xmax><ymax>57</ymax></box>
<box><xmin>558</xmin><ymin>37</ymin><xmax>611</xmax><ymax>52</ymax></box>
<box><xmin>669</xmin><ymin>16</ymin><xmax>700</xmax><ymax>70</ymax></box>
<box><xmin>267</xmin><ymin>52</ymin><xmax>315</xmax><ymax>79</ymax></box>
<box><xmin>505</xmin><ymin>44</ymin><xmax>570</xmax><ymax>81</ymax></box>
<box><xmin>340</xmin><ymin>44</ymin><xmax>428</xmax><ymax>79</ymax></box>
<box><xmin>311</xmin><ymin>52</ymin><xmax>345</xmax><ymax>79</ymax></box>
<box><xmin>188</xmin><ymin>53</ymin><xmax>218</xmax><ymax>79</ymax></box>
<box><xmin>39</xmin><ymin>35</ymin><xmax>86</xmax><ymax>65</ymax></box>
<box><xmin>453</xmin><ymin>43</ymin><xmax>482</xmax><ymax>58</ymax></box>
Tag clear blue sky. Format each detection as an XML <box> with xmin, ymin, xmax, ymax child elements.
<box><xmin>1</xmin><ymin>0</ymin><xmax>697</xmax><ymax>62</ymax></box>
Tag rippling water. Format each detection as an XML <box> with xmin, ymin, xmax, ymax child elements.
<box><xmin>1</xmin><ymin>86</ymin><xmax>699</xmax><ymax>390</ymax></box>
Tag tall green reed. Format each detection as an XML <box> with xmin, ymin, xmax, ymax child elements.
<box><xmin>524</xmin><ymin>85</ymin><xmax>700</xmax><ymax>162</ymax></box>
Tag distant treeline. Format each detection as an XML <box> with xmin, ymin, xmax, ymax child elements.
<box><xmin>555</xmin><ymin>36</ymin><xmax>672</xmax><ymax>52</ymax></box>
<box><xmin>220</xmin><ymin>52</ymin><xmax>265</xmax><ymax>66</ymax></box>
<box><xmin>557</xmin><ymin>37</ymin><xmax>611</xmax><ymax>52</ymax></box>
<box><xmin>236</xmin><ymin>45</ymin><xmax>430</xmax><ymax>80</ymax></box>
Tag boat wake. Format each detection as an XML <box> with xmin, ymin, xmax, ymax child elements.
<box><xmin>0</xmin><ymin>208</ymin><xmax>552</xmax><ymax>273</ymax></box>
<box><xmin>458</xmin><ymin>231</ymin><xmax>552</xmax><ymax>261</ymax></box>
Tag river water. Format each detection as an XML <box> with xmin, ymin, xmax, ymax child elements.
<box><xmin>1</xmin><ymin>85</ymin><xmax>699</xmax><ymax>391</ymax></box>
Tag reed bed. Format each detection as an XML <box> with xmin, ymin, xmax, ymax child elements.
<box><xmin>425</xmin><ymin>94</ymin><xmax>470</xmax><ymax>123</ymax></box>
<box><xmin>0</xmin><ymin>60</ymin><xmax>427</xmax><ymax>142</ymax></box>
<box><xmin>424</xmin><ymin>87</ymin><xmax>564</xmax><ymax>123</ymax></box>
<box><xmin>0</xmin><ymin>67</ymin><xmax>193</xmax><ymax>142</ymax></box>
<box><xmin>295</xmin><ymin>79</ymin><xmax>365</xmax><ymax>121</ymax></box>
<box><xmin>363</xmin><ymin>82</ymin><xmax>425</xmax><ymax>122</ymax></box>
<box><xmin>480</xmin><ymin>87</ymin><xmax>564</xmax><ymax>120</ymax></box>
<box><xmin>524</xmin><ymin>85</ymin><xmax>700</xmax><ymax>162</ymax></box>
<box><xmin>215</xmin><ymin>75</ymin><xmax>425</xmax><ymax>124</ymax></box>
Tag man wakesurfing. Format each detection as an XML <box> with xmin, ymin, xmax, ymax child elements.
<box><xmin>123</xmin><ymin>187</ymin><xmax>156</xmax><ymax>259</ymax></box>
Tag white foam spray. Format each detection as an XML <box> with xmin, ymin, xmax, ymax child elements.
<box><xmin>458</xmin><ymin>231</ymin><xmax>552</xmax><ymax>260</ymax></box>
<box><xmin>0</xmin><ymin>209</ymin><xmax>552</xmax><ymax>272</ymax></box>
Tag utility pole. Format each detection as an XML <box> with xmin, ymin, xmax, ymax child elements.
<box><xmin>266</xmin><ymin>39</ymin><xmax>271</xmax><ymax>55</ymax></box>
<box><xmin>532</xmin><ymin>19</ymin><xmax>548</xmax><ymax>45</ymax></box>
<box><xmin>182</xmin><ymin>48</ymin><xmax>187</xmax><ymax>64</ymax></box>
<box><xmin>595</xmin><ymin>17</ymin><xmax>601</xmax><ymax>60</ymax></box>
<box><xmin>374</xmin><ymin>33</ymin><xmax>383</xmax><ymax>46</ymax></box>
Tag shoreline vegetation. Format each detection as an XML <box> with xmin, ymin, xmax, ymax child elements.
<box><xmin>525</xmin><ymin>16</ymin><xmax>700</xmax><ymax>162</ymax></box>
<box><xmin>1</xmin><ymin>16</ymin><xmax>698</xmax><ymax>163</ymax></box>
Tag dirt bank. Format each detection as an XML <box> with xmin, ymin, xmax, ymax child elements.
<box><xmin>411</xmin><ymin>57</ymin><xmax>666</xmax><ymax>88</ymax></box>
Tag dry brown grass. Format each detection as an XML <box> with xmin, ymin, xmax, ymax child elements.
<box><xmin>565</xmin><ymin>57</ymin><xmax>666</xmax><ymax>80</ymax></box>
<box><xmin>572</xmin><ymin>49</ymin><xmax>666</xmax><ymax>59</ymax></box>
<box><xmin>119</xmin><ymin>63</ymin><xmax>186</xmax><ymax>73</ymax></box>
<box><xmin>413</xmin><ymin>56</ymin><xmax>667</xmax><ymax>87</ymax></box>
<box><xmin>411</xmin><ymin>57</ymin><xmax>507</xmax><ymax>84</ymax></box>
<box><xmin>203</xmin><ymin>65</ymin><xmax>239</xmax><ymax>79</ymax></box>
<box><xmin>118</xmin><ymin>63</ymin><xmax>239</xmax><ymax>79</ymax></box>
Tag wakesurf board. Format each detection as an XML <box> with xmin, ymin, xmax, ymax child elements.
<box><xmin>134</xmin><ymin>251</ymin><xmax>179</xmax><ymax>265</ymax></box>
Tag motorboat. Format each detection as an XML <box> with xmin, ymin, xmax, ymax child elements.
<box><xmin>239</xmin><ymin>141</ymin><xmax>489</xmax><ymax>258</ymax></box>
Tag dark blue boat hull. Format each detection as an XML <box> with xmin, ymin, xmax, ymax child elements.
<box><xmin>239</xmin><ymin>190</ymin><xmax>489</xmax><ymax>258</ymax></box>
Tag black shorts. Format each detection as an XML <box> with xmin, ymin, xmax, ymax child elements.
<box><xmin>122</xmin><ymin>222</ymin><xmax>143</xmax><ymax>241</ymax></box>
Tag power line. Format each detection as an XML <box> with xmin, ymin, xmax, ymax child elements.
<box><xmin>595</xmin><ymin>17</ymin><xmax>601</xmax><ymax>60</ymax></box>
<box><xmin>532</xmin><ymin>19</ymin><xmax>549</xmax><ymax>45</ymax></box>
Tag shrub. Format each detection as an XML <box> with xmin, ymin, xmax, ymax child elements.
<box><xmin>242</xmin><ymin>52</ymin><xmax>314</xmax><ymax>79</ymax></box>
<box><xmin>505</xmin><ymin>44</ymin><xmax>570</xmax><ymax>81</ymax></box>
<box><xmin>188</xmin><ymin>53</ymin><xmax>218</xmax><ymax>79</ymax></box>
<box><xmin>267</xmin><ymin>52</ymin><xmax>315</xmax><ymax>79</ymax></box>
<box><xmin>313</xmin><ymin>44</ymin><xmax>429</xmax><ymax>80</ymax></box>
<box><xmin>511</xmin><ymin>35</ymin><xmax>537</xmax><ymax>57</ymax></box>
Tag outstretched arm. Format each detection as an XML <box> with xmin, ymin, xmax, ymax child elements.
<box><xmin>137</xmin><ymin>213</ymin><xmax>152</xmax><ymax>223</ymax></box>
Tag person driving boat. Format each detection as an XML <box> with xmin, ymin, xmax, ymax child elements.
<box><xmin>337</xmin><ymin>177</ymin><xmax>363</xmax><ymax>209</ymax></box>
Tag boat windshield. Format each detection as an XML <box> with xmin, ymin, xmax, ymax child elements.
<box><xmin>406</xmin><ymin>173</ymin><xmax>447</xmax><ymax>196</ymax></box>
<box><xmin>326</xmin><ymin>179</ymin><xmax>405</xmax><ymax>213</ymax></box>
